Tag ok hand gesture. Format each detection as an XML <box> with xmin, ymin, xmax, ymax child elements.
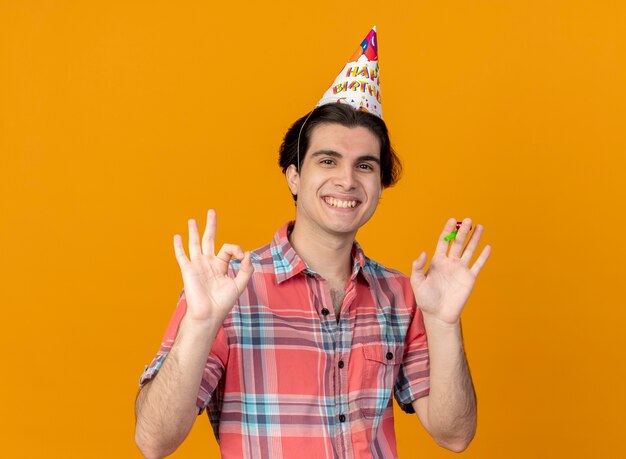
<box><xmin>411</xmin><ymin>218</ymin><xmax>491</xmax><ymax>325</ymax></box>
<box><xmin>173</xmin><ymin>209</ymin><xmax>253</xmax><ymax>326</ymax></box>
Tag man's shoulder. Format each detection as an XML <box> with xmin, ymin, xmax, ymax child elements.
<box><xmin>362</xmin><ymin>255</ymin><xmax>410</xmax><ymax>282</ymax></box>
<box><xmin>250</xmin><ymin>242</ymin><xmax>277</xmax><ymax>269</ymax></box>
<box><xmin>227</xmin><ymin>241</ymin><xmax>274</xmax><ymax>271</ymax></box>
<box><xmin>250</xmin><ymin>241</ymin><xmax>273</xmax><ymax>259</ymax></box>
<box><xmin>360</xmin><ymin>255</ymin><xmax>416</xmax><ymax>315</ymax></box>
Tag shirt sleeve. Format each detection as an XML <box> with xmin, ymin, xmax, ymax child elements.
<box><xmin>138</xmin><ymin>291</ymin><xmax>229</xmax><ymax>414</ymax></box>
<box><xmin>394</xmin><ymin>282</ymin><xmax>430</xmax><ymax>413</ymax></box>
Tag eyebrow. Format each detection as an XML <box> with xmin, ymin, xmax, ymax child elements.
<box><xmin>310</xmin><ymin>150</ymin><xmax>381</xmax><ymax>164</ymax></box>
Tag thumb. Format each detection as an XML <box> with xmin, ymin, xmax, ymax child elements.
<box><xmin>411</xmin><ymin>252</ymin><xmax>428</xmax><ymax>288</ymax></box>
<box><xmin>234</xmin><ymin>251</ymin><xmax>254</xmax><ymax>294</ymax></box>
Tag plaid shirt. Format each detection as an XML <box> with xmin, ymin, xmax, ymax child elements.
<box><xmin>140</xmin><ymin>222</ymin><xmax>430</xmax><ymax>458</ymax></box>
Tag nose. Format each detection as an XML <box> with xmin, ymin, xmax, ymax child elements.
<box><xmin>332</xmin><ymin>164</ymin><xmax>357</xmax><ymax>190</ymax></box>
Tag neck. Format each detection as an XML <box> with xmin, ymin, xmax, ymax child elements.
<box><xmin>289</xmin><ymin>219</ymin><xmax>354</xmax><ymax>284</ymax></box>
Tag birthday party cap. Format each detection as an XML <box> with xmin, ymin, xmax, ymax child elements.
<box><xmin>317</xmin><ymin>26</ymin><xmax>382</xmax><ymax>118</ymax></box>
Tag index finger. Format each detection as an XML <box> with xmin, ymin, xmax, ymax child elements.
<box><xmin>449</xmin><ymin>218</ymin><xmax>473</xmax><ymax>259</ymax></box>
<box><xmin>201</xmin><ymin>209</ymin><xmax>217</xmax><ymax>255</ymax></box>
<box><xmin>434</xmin><ymin>218</ymin><xmax>459</xmax><ymax>256</ymax></box>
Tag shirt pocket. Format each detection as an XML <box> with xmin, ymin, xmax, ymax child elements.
<box><xmin>356</xmin><ymin>343</ymin><xmax>404</xmax><ymax>419</ymax></box>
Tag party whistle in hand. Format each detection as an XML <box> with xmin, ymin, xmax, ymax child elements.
<box><xmin>444</xmin><ymin>222</ymin><xmax>463</xmax><ymax>242</ymax></box>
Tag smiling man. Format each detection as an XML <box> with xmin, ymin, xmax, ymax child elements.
<box><xmin>135</xmin><ymin>28</ymin><xmax>490</xmax><ymax>458</ymax></box>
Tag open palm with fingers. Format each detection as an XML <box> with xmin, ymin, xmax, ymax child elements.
<box><xmin>173</xmin><ymin>209</ymin><xmax>254</xmax><ymax>325</ymax></box>
<box><xmin>411</xmin><ymin>218</ymin><xmax>491</xmax><ymax>325</ymax></box>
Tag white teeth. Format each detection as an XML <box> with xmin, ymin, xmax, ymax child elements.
<box><xmin>325</xmin><ymin>197</ymin><xmax>357</xmax><ymax>208</ymax></box>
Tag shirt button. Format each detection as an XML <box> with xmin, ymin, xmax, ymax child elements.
<box><xmin>338</xmin><ymin>360</ymin><xmax>344</xmax><ymax>369</ymax></box>
<box><xmin>321</xmin><ymin>308</ymin><xmax>329</xmax><ymax>316</ymax></box>
<box><xmin>386</xmin><ymin>352</ymin><xmax>394</xmax><ymax>360</ymax></box>
<box><xmin>339</xmin><ymin>414</ymin><xmax>346</xmax><ymax>422</ymax></box>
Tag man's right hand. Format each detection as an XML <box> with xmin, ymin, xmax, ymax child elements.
<box><xmin>173</xmin><ymin>209</ymin><xmax>253</xmax><ymax>326</ymax></box>
<box><xmin>136</xmin><ymin>209</ymin><xmax>251</xmax><ymax>458</ymax></box>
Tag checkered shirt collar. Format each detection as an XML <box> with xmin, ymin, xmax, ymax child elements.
<box><xmin>271</xmin><ymin>221</ymin><xmax>368</xmax><ymax>285</ymax></box>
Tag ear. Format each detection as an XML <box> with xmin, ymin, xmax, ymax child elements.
<box><xmin>285</xmin><ymin>164</ymin><xmax>300</xmax><ymax>196</ymax></box>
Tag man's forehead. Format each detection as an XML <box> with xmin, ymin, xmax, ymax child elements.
<box><xmin>307</xmin><ymin>123</ymin><xmax>381</xmax><ymax>158</ymax></box>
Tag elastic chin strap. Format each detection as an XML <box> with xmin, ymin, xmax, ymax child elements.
<box><xmin>296</xmin><ymin>109</ymin><xmax>315</xmax><ymax>174</ymax></box>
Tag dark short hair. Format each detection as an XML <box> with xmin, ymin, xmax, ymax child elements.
<box><xmin>278</xmin><ymin>103</ymin><xmax>402</xmax><ymax>199</ymax></box>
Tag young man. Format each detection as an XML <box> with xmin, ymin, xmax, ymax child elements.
<box><xmin>135</xmin><ymin>29</ymin><xmax>490</xmax><ymax>458</ymax></box>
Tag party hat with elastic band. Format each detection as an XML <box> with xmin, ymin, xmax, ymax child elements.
<box><xmin>316</xmin><ymin>26</ymin><xmax>382</xmax><ymax>118</ymax></box>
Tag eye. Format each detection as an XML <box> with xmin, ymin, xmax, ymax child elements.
<box><xmin>358</xmin><ymin>163</ymin><xmax>374</xmax><ymax>171</ymax></box>
<box><xmin>320</xmin><ymin>159</ymin><xmax>335</xmax><ymax>165</ymax></box>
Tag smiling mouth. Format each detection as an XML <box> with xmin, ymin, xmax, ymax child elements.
<box><xmin>323</xmin><ymin>196</ymin><xmax>359</xmax><ymax>209</ymax></box>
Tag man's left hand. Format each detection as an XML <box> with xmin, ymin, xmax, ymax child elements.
<box><xmin>411</xmin><ymin>218</ymin><xmax>491</xmax><ymax>325</ymax></box>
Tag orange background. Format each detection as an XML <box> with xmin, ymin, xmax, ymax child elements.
<box><xmin>1</xmin><ymin>1</ymin><xmax>624</xmax><ymax>457</ymax></box>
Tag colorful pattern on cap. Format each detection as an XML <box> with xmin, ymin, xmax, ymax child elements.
<box><xmin>317</xmin><ymin>26</ymin><xmax>382</xmax><ymax>118</ymax></box>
